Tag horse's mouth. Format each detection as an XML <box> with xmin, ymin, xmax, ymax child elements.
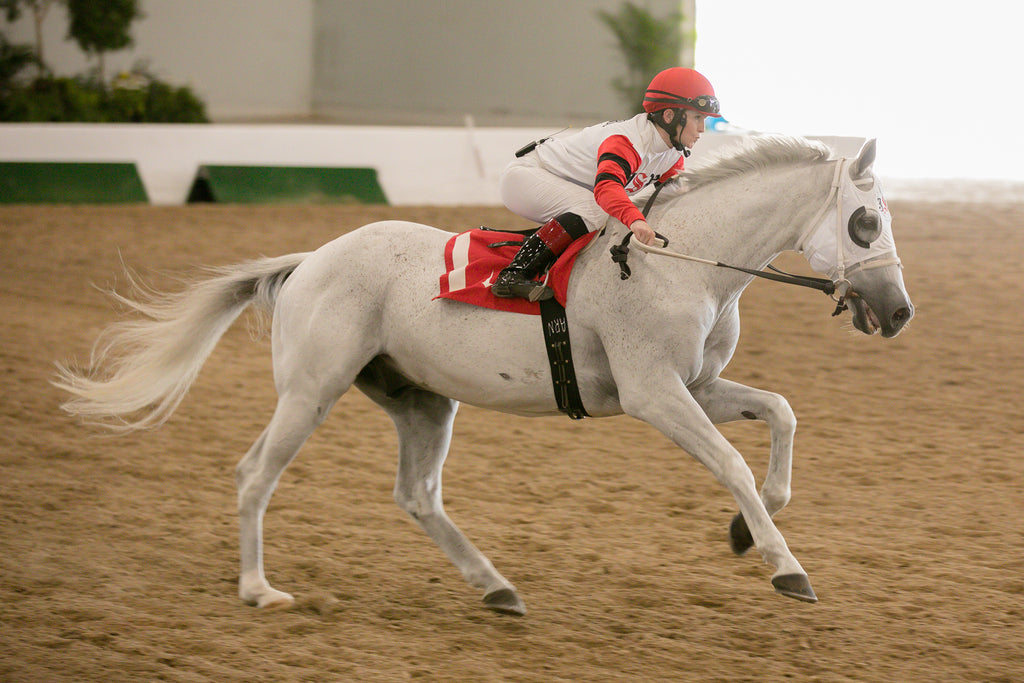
<box><xmin>850</xmin><ymin>294</ymin><xmax>914</xmax><ymax>338</ymax></box>
<box><xmin>843</xmin><ymin>274</ymin><xmax>914</xmax><ymax>338</ymax></box>
<box><xmin>849</xmin><ymin>295</ymin><xmax>881</xmax><ymax>335</ymax></box>
<box><xmin>865</xmin><ymin>304</ymin><xmax>881</xmax><ymax>334</ymax></box>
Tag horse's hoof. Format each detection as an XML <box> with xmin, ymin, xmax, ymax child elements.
<box><xmin>261</xmin><ymin>595</ymin><xmax>296</xmax><ymax>609</ymax></box>
<box><xmin>772</xmin><ymin>574</ymin><xmax>818</xmax><ymax>603</ymax></box>
<box><xmin>483</xmin><ymin>588</ymin><xmax>527</xmax><ymax>616</ymax></box>
<box><xmin>729</xmin><ymin>513</ymin><xmax>754</xmax><ymax>556</ymax></box>
<box><xmin>247</xmin><ymin>588</ymin><xmax>295</xmax><ymax>609</ymax></box>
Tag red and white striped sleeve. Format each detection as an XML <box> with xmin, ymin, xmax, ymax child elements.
<box><xmin>593</xmin><ymin>134</ymin><xmax>646</xmax><ymax>228</ymax></box>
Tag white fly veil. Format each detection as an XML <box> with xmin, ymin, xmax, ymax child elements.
<box><xmin>798</xmin><ymin>158</ymin><xmax>899</xmax><ymax>283</ymax></box>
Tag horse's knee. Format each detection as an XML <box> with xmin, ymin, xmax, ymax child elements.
<box><xmin>762</xmin><ymin>485</ymin><xmax>791</xmax><ymax>516</ymax></box>
<box><xmin>393</xmin><ymin>489</ymin><xmax>417</xmax><ymax>517</ymax></box>
<box><xmin>764</xmin><ymin>393</ymin><xmax>796</xmax><ymax>433</ymax></box>
<box><xmin>716</xmin><ymin>452</ymin><xmax>757</xmax><ymax>492</ymax></box>
<box><xmin>394</xmin><ymin>479</ymin><xmax>442</xmax><ymax>520</ymax></box>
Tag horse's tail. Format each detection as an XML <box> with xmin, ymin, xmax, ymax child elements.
<box><xmin>53</xmin><ymin>252</ymin><xmax>311</xmax><ymax>432</ymax></box>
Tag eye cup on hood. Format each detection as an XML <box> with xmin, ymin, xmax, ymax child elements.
<box><xmin>848</xmin><ymin>206</ymin><xmax>882</xmax><ymax>248</ymax></box>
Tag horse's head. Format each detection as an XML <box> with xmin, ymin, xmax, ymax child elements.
<box><xmin>798</xmin><ymin>139</ymin><xmax>914</xmax><ymax>337</ymax></box>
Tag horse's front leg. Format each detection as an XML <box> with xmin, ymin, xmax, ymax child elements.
<box><xmin>690</xmin><ymin>378</ymin><xmax>796</xmax><ymax>555</ymax></box>
<box><xmin>619</xmin><ymin>376</ymin><xmax>816</xmax><ymax>602</ymax></box>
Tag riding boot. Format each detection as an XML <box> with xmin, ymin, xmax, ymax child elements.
<box><xmin>491</xmin><ymin>213</ymin><xmax>588</xmax><ymax>301</ymax></box>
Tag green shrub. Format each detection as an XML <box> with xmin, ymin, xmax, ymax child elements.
<box><xmin>140</xmin><ymin>79</ymin><xmax>206</xmax><ymax>123</ymax></box>
<box><xmin>0</xmin><ymin>72</ymin><xmax>208</xmax><ymax>122</ymax></box>
<box><xmin>2</xmin><ymin>76</ymin><xmax>98</xmax><ymax>121</ymax></box>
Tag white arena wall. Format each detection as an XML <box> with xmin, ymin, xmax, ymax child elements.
<box><xmin>0</xmin><ymin>123</ymin><xmax>865</xmax><ymax>206</ymax></box>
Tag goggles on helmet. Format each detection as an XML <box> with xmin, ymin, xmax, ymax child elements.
<box><xmin>644</xmin><ymin>90</ymin><xmax>721</xmax><ymax>117</ymax></box>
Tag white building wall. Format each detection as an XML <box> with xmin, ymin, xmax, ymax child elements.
<box><xmin>310</xmin><ymin>0</ymin><xmax>682</xmax><ymax>126</ymax></box>
<box><xmin>3</xmin><ymin>0</ymin><xmax>685</xmax><ymax>125</ymax></box>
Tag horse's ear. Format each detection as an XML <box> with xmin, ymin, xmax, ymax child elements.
<box><xmin>852</xmin><ymin>138</ymin><xmax>877</xmax><ymax>179</ymax></box>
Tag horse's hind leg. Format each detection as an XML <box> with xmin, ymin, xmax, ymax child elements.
<box><xmin>358</xmin><ymin>376</ymin><xmax>526</xmax><ymax>615</ymax></box>
<box><xmin>236</xmin><ymin>391</ymin><xmax>325</xmax><ymax>607</ymax></box>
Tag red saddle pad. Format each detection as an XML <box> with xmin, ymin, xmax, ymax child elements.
<box><xmin>435</xmin><ymin>229</ymin><xmax>596</xmax><ymax>314</ymax></box>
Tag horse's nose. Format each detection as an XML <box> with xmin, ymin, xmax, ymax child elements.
<box><xmin>891</xmin><ymin>306</ymin><xmax>912</xmax><ymax>329</ymax></box>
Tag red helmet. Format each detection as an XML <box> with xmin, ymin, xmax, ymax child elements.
<box><xmin>643</xmin><ymin>67</ymin><xmax>721</xmax><ymax>117</ymax></box>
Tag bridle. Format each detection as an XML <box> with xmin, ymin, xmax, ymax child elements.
<box><xmin>611</xmin><ymin>157</ymin><xmax>900</xmax><ymax>316</ymax></box>
<box><xmin>793</xmin><ymin>158</ymin><xmax>902</xmax><ymax>300</ymax></box>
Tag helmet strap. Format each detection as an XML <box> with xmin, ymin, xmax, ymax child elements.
<box><xmin>649</xmin><ymin>109</ymin><xmax>690</xmax><ymax>154</ymax></box>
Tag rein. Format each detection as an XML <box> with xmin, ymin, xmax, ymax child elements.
<box><xmin>612</xmin><ymin>161</ymin><xmax>854</xmax><ymax>314</ymax></box>
<box><xmin>612</xmin><ymin>231</ymin><xmax>839</xmax><ymax>296</ymax></box>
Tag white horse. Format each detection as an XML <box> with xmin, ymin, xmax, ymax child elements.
<box><xmin>55</xmin><ymin>136</ymin><xmax>913</xmax><ymax>616</ymax></box>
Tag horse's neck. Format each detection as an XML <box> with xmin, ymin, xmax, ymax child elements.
<box><xmin>656</xmin><ymin>162</ymin><xmax>834</xmax><ymax>270</ymax></box>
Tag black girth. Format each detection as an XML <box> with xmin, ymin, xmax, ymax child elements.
<box><xmin>484</xmin><ymin>230</ymin><xmax>590</xmax><ymax>420</ymax></box>
<box><xmin>539</xmin><ymin>298</ymin><xmax>589</xmax><ymax>419</ymax></box>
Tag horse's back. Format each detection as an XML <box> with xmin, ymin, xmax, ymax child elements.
<box><xmin>280</xmin><ymin>220</ymin><xmax>447</xmax><ymax>307</ymax></box>
<box><xmin>318</xmin><ymin>219</ymin><xmax>450</xmax><ymax>272</ymax></box>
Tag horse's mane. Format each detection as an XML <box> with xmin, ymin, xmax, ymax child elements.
<box><xmin>680</xmin><ymin>135</ymin><xmax>833</xmax><ymax>191</ymax></box>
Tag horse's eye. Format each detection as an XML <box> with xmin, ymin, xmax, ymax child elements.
<box><xmin>848</xmin><ymin>207</ymin><xmax>882</xmax><ymax>248</ymax></box>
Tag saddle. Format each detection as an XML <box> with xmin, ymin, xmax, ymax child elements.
<box><xmin>435</xmin><ymin>228</ymin><xmax>596</xmax><ymax>419</ymax></box>
<box><xmin>435</xmin><ymin>228</ymin><xmax>596</xmax><ymax>314</ymax></box>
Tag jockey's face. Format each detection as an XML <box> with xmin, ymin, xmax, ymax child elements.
<box><xmin>677</xmin><ymin>110</ymin><xmax>706</xmax><ymax>150</ymax></box>
<box><xmin>659</xmin><ymin>108</ymin><xmax>706</xmax><ymax>151</ymax></box>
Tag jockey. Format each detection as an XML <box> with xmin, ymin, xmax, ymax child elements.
<box><xmin>491</xmin><ymin>67</ymin><xmax>722</xmax><ymax>301</ymax></box>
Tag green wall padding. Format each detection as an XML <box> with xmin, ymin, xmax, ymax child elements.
<box><xmin>0</xmin><ymin>162</ymin><xmax>149</xmax><ymax>204</ymax></box>
<box><xmin>187</xmin><ymin>165</ymin><xmax>388</xmax><ymax>204</ymax></box>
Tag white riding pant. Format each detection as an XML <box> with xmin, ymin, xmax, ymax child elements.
<box><xmin>499</xmin><ymin>154</ymin><xmax>611</xmax><ymax>232</ymax></box>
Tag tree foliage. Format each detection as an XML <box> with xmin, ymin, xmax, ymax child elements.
<box><xmin>1</xmin><ymin>0</ymin><xmax>62</xmax><ymax>73</ymax></box>
<box><xmin>65</xmin><ymin>0</ymin><xmax>140</xmax><ymax>81</ymax></box>
<box><xmin>65</xmin><ymin>0</ymin><xmax>138</xmax><ymax>56</ymax></box>
<box><xmin>0</xmin><ymin>32</ymin><xmax>39</xmax><ymax>84</ymax></box>
<box><xmin>597</xmin><ymin>2</ymin><xmax>686</xmax><ymax>113</ymax></box>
